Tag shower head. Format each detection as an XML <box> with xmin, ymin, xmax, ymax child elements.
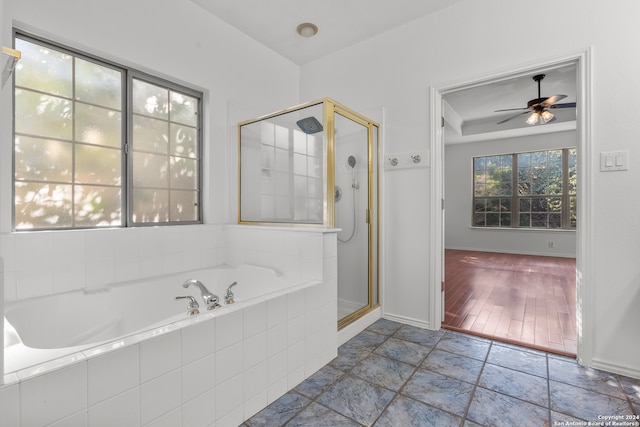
<box><xmin>296</xmin><ymin>116</ymin><xmax>323</xmax><ymax>134</ymax></box>
<box><xmin>348</xmin><ymin>155</ymin><xmax>356</xmax><ymax>168</ymax></box>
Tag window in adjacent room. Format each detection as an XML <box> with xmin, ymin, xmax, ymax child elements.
<box><xmin>473</xmin><ymin>148</ymin><xmax>576</xmax><ymax>229</ymax></box>
<box><xmin>13</xmin><ymin>33</ymin><xmax>202</xmax><ymax>230</ymax></box>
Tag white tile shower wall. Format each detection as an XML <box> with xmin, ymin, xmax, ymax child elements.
<box><xmin>0</xmin><ymin>279</ymin><xmax>336</xmax><ymax>426</ymax></box>
<box><xmin>0</xmin><ymin>224</ymin><xmax>225</xmax><ymax>302</ymax></box>
<box><xmin>224</xmin><ymin>225</ymin><xmax>333</xmax><ymax>283</ymax></box>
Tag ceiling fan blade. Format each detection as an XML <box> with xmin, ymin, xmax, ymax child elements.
<box><xmin>541</xmin><ymin>94</ymin><xmax>567</xmax><ymax>106</ymax></box>
<box><xmin>497</xmin><ymin>111</ymin><xmax>529</xmax><ymax>124</ymax></box>
<box><xmin>549</xmin><ymin>102</ymin><xmax>576</xmax><ymax>109</ymax></box>
<box><xmin>494</xmin><ymin>107</ymin><xmax>529</xmax><ymax>112</ymax></box>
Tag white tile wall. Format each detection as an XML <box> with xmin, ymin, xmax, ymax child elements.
<box><xmin>88</xmin><ymin>388</ymin><xmax>140</xmax><ymax>427</ymax></box>
<box><xmin>88</xmin><ymin>344</ymin><xmax>139</xmax><ymax>405</ymax></box>
<box><xmin>0</xmin><ymin>226</ymin><xmax>338</xmax><ymax>426</ymax></box>
<box><xmin>267</xmin><ymin>295</ymin><xmax>288</xmax><ymax>327</ymax></box>
<box><xmin>181</xmin><ymin>389</ymin><xmax>215</xmax><ymax>427</ymax></box>
<box><xmin>144</xmin><ymin>407</ymin><xmax>181</xmax><ymax>427</ymax></box>
<box><xmin>181</xmin><ymin>317</ymin><xmax>216</xmax><ymax>365</ymax></box>
<box><xmin>140</xmin><ymin>369</ymin><xmax>182</xmax><ymax>424</ymax></box>
<box><xmin>0</xmin><ymin>383</ymin><xmax>19</xmax><ymax>426</ymax></box>
<box><xmin>267</xmin><ymin>322</ymin><xmax>288</xmax><ymax>357</ymax></box>
<box><xmin>20</xmin><ymin>362</ymin><xmax>87</xmax><ymax>426</ymax></box>
<box><xmin>181</xmin><ymin>353</ymin><xmax>215</xmax><ymax>403</ymax></box>
<box><xmin>140</xmin><ymin>331</ymin><xmax>181</xmax><ymax>383</ymax></box>
<box><xmin>1</xmin><ymin>224</ymin><xmax>225</xmax><ymax>302</ymax></box>
<box><xmin>244</xmin><ymin>332</ymin><xmax>267</xmax><ymax>369</ymax></box>
<box><xmin>215</xmin><ymin>342</ymin><xmax>244</xmax><ymax>385</ymax></box>
<box><xmin>49</xmin><ymin>411</ymin><xmax>88</xmax><ymax>427</ymax></box>
<box><xmin>215</xmin><ymin>373</ymin><xmax>243</xmax><ymax>423</ymax></box>
<box><xmin>243</xmin><ymin>301</ymin><xmax>267</xmax><ymax>338</ymax></box>
<box><xmin>215</xmin><ymin>309</ymin><xmax>244</xmax><ymax>350</ymax></box>
<box><xmin>53</xmin><ymin>231</ymin><xmax>87</xmax><ymax>293</ymax></box>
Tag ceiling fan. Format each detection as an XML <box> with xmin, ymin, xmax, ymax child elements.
<box><xmin>495</xmin><ymin>74</ymin><xmax>576</xmax><ymax>125</ymax></box>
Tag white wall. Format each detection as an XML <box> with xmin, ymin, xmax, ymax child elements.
<box><xmin>0</xmin><ymin>0</ymin><xmax>300</xmax><ymax>301</ymax></box>
<box><xmin>300</xmin><ymin>0</ymin><xmax>640</xmax><ymax>377</ymax></box>
<box><xmin>445</xmin><ymin>130</ymin><xmax>577</xmax><ymax>257</ymax></box>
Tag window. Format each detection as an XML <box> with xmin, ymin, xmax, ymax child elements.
<box><xmin>473</xmin><ymin>148</ymin><xmax>576</xmax><ymax>229</ymax></box>
<box><xmin>13</xmin><ymin>33</ymin><xmax>202</xmax><ymax>230</ymax></box>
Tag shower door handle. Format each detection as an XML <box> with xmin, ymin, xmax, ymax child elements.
<box><xmin>365</xmin><ymin>209</ymin><xmax>371</xmax><ymax>224</ymax></box>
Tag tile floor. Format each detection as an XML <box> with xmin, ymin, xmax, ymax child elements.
<box><xmin>244</xmin><ymin>319</ymin><xmax>640</xmax><ymax>427</ymax></box>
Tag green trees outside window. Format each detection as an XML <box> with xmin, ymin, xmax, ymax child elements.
<box><xmin>473</xmin><ymin>148</ymin><xmax>576</xmax><ymax>229</ymax></box>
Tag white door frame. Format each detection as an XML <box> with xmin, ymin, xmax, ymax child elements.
<box><xmin>428</xmin><ymin>48</ymin><xmax>593</xmax><ymax>365</ymax></box>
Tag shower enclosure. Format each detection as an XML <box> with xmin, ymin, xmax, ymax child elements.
<box><xmin>238</xmin><ymin>99</ymin><xmax>379</xmax><ymax>329</ymax></box>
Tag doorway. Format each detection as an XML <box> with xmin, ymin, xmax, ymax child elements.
<box><xmin>428</xmin><ymin>50</ymin><xmax>592</xmax><ymax>363</ymax></box>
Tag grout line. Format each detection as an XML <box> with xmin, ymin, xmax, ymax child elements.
<box><xmin>615</xmin><ymin>374</ymin><xmax>638</xmax><ymax>417</ymax></box>
<box><xmin>547</xmin><ymin>352</ymin><xmax>553</xmax><ymax>426</ymax></box>
<box><xmin>261</xmin><ymin>320</ymin><xmax>632</xmax><ymax>426</ymax></box>
<box><xmin>459</xmin><ymin>337</ymin><xmax>493</xmax><ymax>426</ymax></box>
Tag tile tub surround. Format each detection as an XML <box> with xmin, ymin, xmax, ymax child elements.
<box><xmin>0</xmin><ymin>224</ymin><xmax>334</xmax><ymax>302</ymax></box>
<box><xmin>1</xmin><ymin>224</ymin><xmax>337</xmax><ymax>375</ymax></box>
<box><xmin>245</xmin><ymin>319</ymin><xmax>640</xmax><ymax>427</ymax></box>
<box><xmin>0</xmin><ymin>280</ymin><xmax>337</xmax><ymax>426</ymax></box>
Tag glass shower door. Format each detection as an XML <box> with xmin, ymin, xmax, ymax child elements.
<box><xmin>335</xmin><ymin>111</ymin><xmax>374</xmax><ymax>327</ymax></box>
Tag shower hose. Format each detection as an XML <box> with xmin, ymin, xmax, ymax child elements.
<box><xmin>338</xmin><ymin>174</ymin><xmax>357</xmax><ymax>244</ymax></box>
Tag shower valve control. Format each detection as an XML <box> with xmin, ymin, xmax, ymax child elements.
<box><xmin>389</xmin><ymin>157</ymin><xmax>399</xmax><ymax>166</ymax></box>
<box><xmin>411</xmin><ymin>154</ymin><xmax>421</xmax><ymax>164</ymax></box>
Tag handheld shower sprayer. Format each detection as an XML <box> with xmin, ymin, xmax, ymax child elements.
<box><xmin>348</xmin><ymin>156</ymin><xmax>359</xmax><ymax>190</ymax></box>
<box><xmin>338</xmin><ymin>154</ymin><xmax>359</xmax><ymax>244</ymax></box>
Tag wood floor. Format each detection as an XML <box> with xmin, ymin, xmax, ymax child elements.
<box><xmin>443</xmin><ymin>249</ymin><xmax>577</xmax><ymax>356</ymax></box>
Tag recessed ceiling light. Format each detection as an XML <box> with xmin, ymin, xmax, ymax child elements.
<box><xmin>296</xmin><ymin>23</ymin><xmax>318</xmax><ymax>38</ymax></box>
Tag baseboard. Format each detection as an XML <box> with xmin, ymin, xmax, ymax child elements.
<box><xmin>382</xmin><ymin>313</ymin><xmax>436</xmax><ymax>331</ymax></box>
<box><xmin>445</xmin><ymin>246</ymin><xmax>576</xmax><ymax>259</ymax></box>
<box><xmin>590</xmin><ymin>357</ymin><xmax>640</xmax><ymax>380</ymax></box>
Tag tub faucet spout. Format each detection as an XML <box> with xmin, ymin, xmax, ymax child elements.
<box><xmin>182</xmin><ymin>279</ymin><xmax>220</xmax><ymax>310</ymax></box>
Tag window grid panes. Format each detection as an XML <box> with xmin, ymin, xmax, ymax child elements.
<box><xmin>130</xmin><ymin>78</ymin><xmax>200</xmax><ymax>224</ymax></box>
<box><xmin>473</xmin><ymin>154</ymin><xmax>513</xmax><ymax>227</ymax></box>
<box><xmin>13</xmin><ymin>34</ymin><xmax>202</xmax><ymax>230</ymax></box>
<box><xmin>473</xmin><ymin>148</ymin><xmax>576</xmax><ymax>230</ymax></box>
<box><xmin>14</xmin><ymin>37</ymin><xmax>123</xmax><ymax>229</ymax></box>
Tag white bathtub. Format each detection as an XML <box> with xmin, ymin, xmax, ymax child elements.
<box><xmin>3</xmin><ymin>261</ymin><xmax>337</xmax><ymax>425</ymax></box>
<box><xmin>4</xmin><ymin>264</ymin><xmax>295</xmax><ymax>375</ymax></box>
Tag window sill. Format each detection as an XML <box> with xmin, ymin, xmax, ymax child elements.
<box><xmin>469</xmin><ymin>226</ymin><xmax>576</xmax><ymax>233</ymax></box>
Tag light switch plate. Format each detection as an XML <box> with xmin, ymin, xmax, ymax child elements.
<box><xmin>600</xmin><ymin>150</ymin><xmax>629</xmax><ymax>172</ymax></box>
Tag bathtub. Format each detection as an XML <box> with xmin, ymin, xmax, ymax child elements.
<box><xmin>4</xmin><ymin>264</ymin><xmax>304</xmax><ymax>374</ymax></box>
<box><xmin>3</xmin><ymin>262</ymin><xmax>336</xmax><ymax>425</ymax></box>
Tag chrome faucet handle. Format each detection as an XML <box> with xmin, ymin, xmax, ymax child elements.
<box><xmin>175</xmin><ymin>295</ymin><xmax>200</xmax><ymax>316</ymax></box>
<box><xmin>224</xmin><ymin>282</ymin><xmax>238</xmax><ymax>304</ymax></box>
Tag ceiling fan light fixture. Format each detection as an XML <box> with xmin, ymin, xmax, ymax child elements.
<box><xmin>541</xmin><ymin>110</ymin><xmax>554</xmax><ymax>123</ymax></box>
<box><xmin>526</xmin><ymin>112</ymin><xmax>540</xmax><ymax>125</ymax></box>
